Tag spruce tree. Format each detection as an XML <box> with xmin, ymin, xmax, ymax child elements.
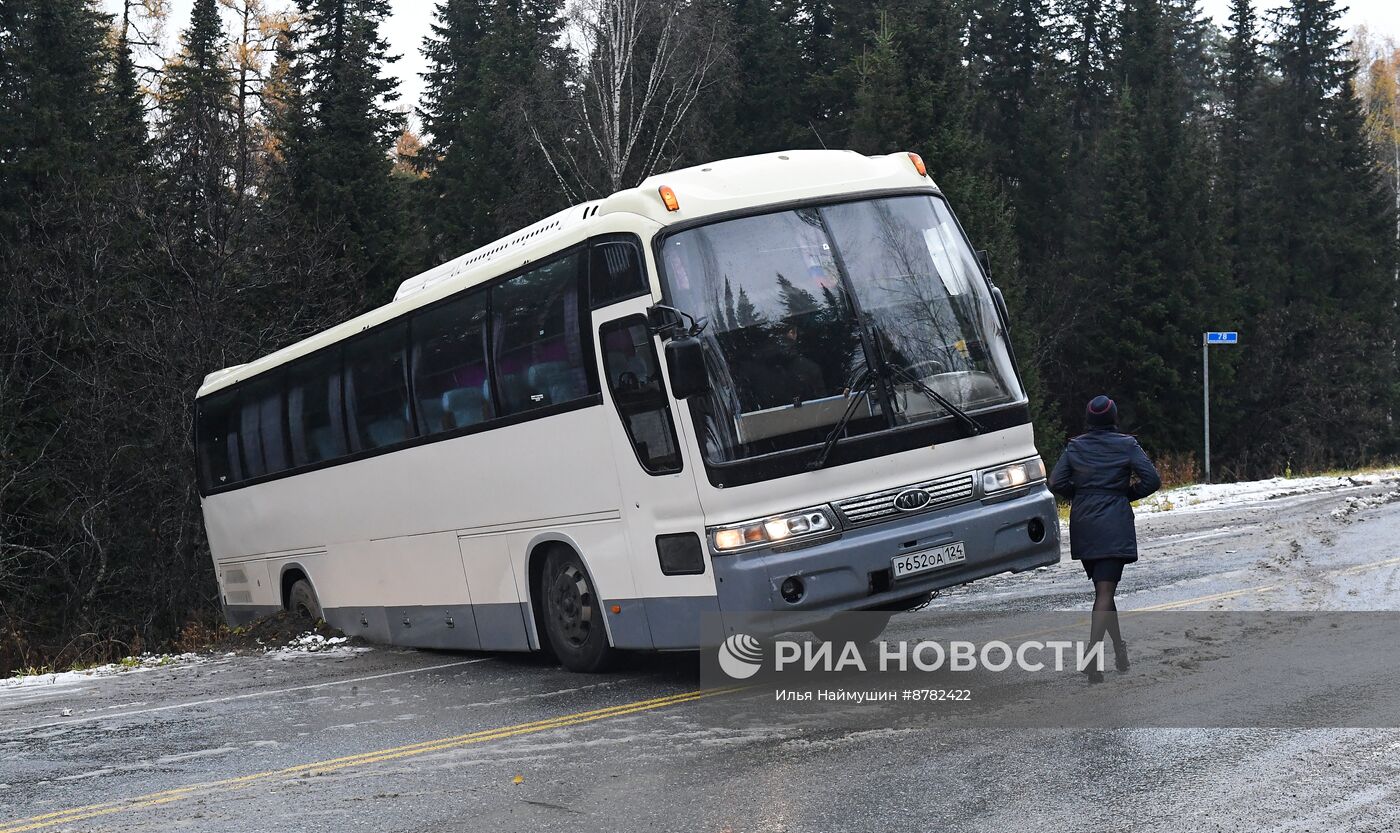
<box><xmin>1061</xmin><ymin>0</ymin><xmax>1118</xmax><ymax>144</ymax></box>
<box><xmin>1233</xmin><ymin>0</ymin><xmax>1399</xmax><ymax>469</ymax></box>
<box><xmin>1213</xmin><ymin>0</ymin><xmax>1261</xmax><ymax>432</ymax></box>
<box><xmin>847</xmin><ymin>12</ymin><xmax>909</xmax><ymax>153</ymax></box>
<box><xmin>964</xmin><ymin>0</ymin><xmax>1071</xmax><ymax>450</ymax></box>
<box><xmin>278</xmin><ymin>0</ymin><xmax>404</xmax><ymax>306</ymax></box>
<box><xmin>0</xmin><ymin>0</ymin><xmax>113</xmax><ymax>237</ymax></box>
<box><xmin>415</xmin><ymin>0</ymin><xmax>567</xmax><ymax>264</ymax></box>
<box><xmin>1219</xmin><ymin>0</ymin><xmax>1261</xmax><ymax>259</ymax></box>
<box><xmin>841</xmin><ymin>0</ymin><xmax>1061</xmax><ymax>450</ymax></box>
<box><xmin>1069</xmin><ymin>0</ymin><xmax>1225</xmax><ymax>455</ymax></box>
<box><xmin>105</xmin><ymin>35</ymin><xmax>150</xmax><ymax>175</ymax></box>
<box><xmin>158</xmin><ymin>0</ymin><xmax>237</xmax><ymax>242</ymax></box>
<box><xmin>716</xmin><ymin>0</ymin><xmax>808</xmax><ymax>155</ymax></box>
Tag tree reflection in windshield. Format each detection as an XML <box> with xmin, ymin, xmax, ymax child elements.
<box><xmin>822</xmin><ymin>196</ymin><xmax>1014</xmax><ymax>424</ymax></box>
<box><xmin>667</xmin><ymin>209</ymin><xmax>865</xmax><ymax>412</ymax></box>
<box><xmin>661</xmin><ymin>195</ymin><xmax>1021</xmax><ymax>464</ymax></box>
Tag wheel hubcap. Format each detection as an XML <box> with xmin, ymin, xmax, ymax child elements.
<box><xmin>549</xmin><ymin>564</ymin><xmax>593</xmax><ymax>648</ymax></box>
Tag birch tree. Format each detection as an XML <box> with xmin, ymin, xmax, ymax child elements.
<box><xmin>528</xmin><ymin>0</ymin><xmax>730</xmax><ymax>201</ymax></box>
<box><xmin>1352</xmin><ymin>31</ymin><xmax>1399</xmax><ymax>286</ymax></box>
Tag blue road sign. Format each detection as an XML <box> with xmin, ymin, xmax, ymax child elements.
<box><xmin>1206</xmin><ymin>331</ymin><xmax>1238</xmax><ymax>344</ymax></box>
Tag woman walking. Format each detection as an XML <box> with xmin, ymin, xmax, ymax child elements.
<box><xmin>1049</xmin><ymin>395</ymin><xmax>1161</xmax><ymax>683</ymax></box>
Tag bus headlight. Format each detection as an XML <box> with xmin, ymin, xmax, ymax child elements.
<box><xmin>711</xmin><ymin>507</ymin><xmax>836</xmax><ymax>552</ymax></box>
<box><xmin>981</xmin><ymin>458</ymin><xmax>1046</xmax><ymax>494</ymax></box>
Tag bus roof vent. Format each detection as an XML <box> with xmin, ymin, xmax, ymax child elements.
<box><xmin>393</xmin><ymin>201</ymin><xmax>604</xmax><ymax>302</ymax></box>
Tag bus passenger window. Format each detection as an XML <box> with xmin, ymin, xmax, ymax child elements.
<box><xmin>492</xmin><ymin>252</ymin><xmax>589</xmax><ymax>416</ymax></box>
<box><xmin>410</xmin><ymin>291</ymin><xmax>492</xmax><ymax>434</ymax></box>
<box><xmin>239</xmin><ymin>377</ymin><xmax>288</xmax><ymax>479</ymax></box>
<box><xmin>287</xmin><ymin>351</ymin><xmax>346</xmax><ymax>466</ymax></box>
<box><xmin>345</xmin><ymin>323</ymin><xmax>414</xmax><ymax>451</ymax></box>
<box><xmin>589</xmin><ymin>239</ymin><xmax>647</xmax><ymax>307</ymax></box>
<box><xmin>197</xmin><ymin>390</ymin><xmax>242</xmax><ymax>489</ymax></box>
<box><xmin>600</xmin><ymin>317</ymin><xmax>682</xmax><ymax>474</ymax></box>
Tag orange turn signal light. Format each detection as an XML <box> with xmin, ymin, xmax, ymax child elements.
<box><xmin>908</xmin><ymin>152</ymin><xmax>927</xmax><ymax>177</ymax></box>
<box><xmin>658</xmin><ymin>185</ymin><xmax>680</xmax><ymax>212</ymax></box>
<box><xmin>610</xmin><ymin>604</ymin><xmax>622</xmax><ymax>614</ymax></box>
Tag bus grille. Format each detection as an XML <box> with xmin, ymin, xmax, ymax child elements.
<box><xmin>833</xmin><ymin>473</ymin><xmax>976</xmax><ymax>527</ymax></box>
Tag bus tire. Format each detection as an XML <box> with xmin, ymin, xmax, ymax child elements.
<box><xmin>540</xmin><ymin>549</ymin><xmax>616</xmax><ymax>673</ymax></box>
<box><xmin>287</xmin><ymin>578</ymin><xmax>323</xmax><ymax>622</ymax></box>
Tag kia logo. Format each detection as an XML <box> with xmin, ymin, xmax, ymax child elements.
<box><xmin>893</xmin><ymin>488</ymin><xmax>931</xmax><ymax>511</ymax></box>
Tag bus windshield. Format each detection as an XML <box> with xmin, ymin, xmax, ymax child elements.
<box><xmin>660</xmin><ymin>194</ymin><xmax>1023</xmax><ymax>464</ymax></box>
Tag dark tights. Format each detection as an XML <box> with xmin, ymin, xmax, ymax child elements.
<box><xmin>1089</xmin><ymin>580</ymin><xmax>1124</xmax><ymax>649</ymax></box>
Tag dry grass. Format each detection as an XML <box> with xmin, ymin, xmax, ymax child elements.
<box><xmin>173</xmin><ymin>619</ymin><xmax>230</xmax><ymax>654</ymax></box>
<box><xmin>1155</xmin><ymin>451</ymin><xmax>1198</xmax><ymax>490</ymax></box>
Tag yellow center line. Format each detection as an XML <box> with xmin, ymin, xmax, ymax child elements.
<box><xmin>9</xmin><ymin>554</ymin><xmax>1399</xmax><ymax>831</ymax></box>
<box><xmin>1337</xmin><ymin>553</ymin><xmax>1400</xmax><ymax>576</ymax></box>
<box><xmin>1138</xmin><ymin>584</ymin><xmax>1281</xmax><ymax>611</ymax></box>
<box><xmin>0</xmin><ymin>686</ymin><xmax>743</xmax><ymax>833</ymax></box>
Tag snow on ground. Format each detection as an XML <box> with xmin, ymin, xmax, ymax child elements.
<box><xmin>1</xmin><ymin>653</ymin><xmax>210</xmax><ymax>698</ymax></box>
<box><xmin>3</xmin><ymin>631</ymin><xmax>370</xmax><ymax>696</ymax></box>
<box><xmin>1136</xmin><ymin>470</ymin><xmax>1400</xmax><ymax>515</ymax></box>
<box><xmin>263</xmin><ymin>632</ymin><xmax>371</xmax><ymax>661</ymax></box>
<box><xmin>1331</xmin><ymin>488</ymin><xmax>1400</xmax><ymax>520</ymax></box>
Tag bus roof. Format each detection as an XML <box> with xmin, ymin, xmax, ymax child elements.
<box><xmin>197</xmin><ymin>150</ymin><xmax>934</xmax><ymax>398</ymax></box>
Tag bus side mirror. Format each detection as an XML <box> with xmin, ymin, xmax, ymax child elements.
<box><xmin>647</xmin><ymin>304</ymin><xmax>684</xmax><ymax>337</ymax></box>
<box><xmin>976</xmin><ymin>249</ymin><xmax>991</xmax><ymax>276</ymax></box>
<box><xmin>664</xmin><ymin>338</ymin><xmax>709</xmax><ymax>400</ymax></box>
<box><xmin>990</xmin><ymin>285</ymin><xmax>1011</xmax><ymax>333</ymax></box>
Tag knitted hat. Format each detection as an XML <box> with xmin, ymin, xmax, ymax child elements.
<box><xmin>1086</xmin><ymin>395</ymin><xmax>1118</xmax><ymax>427</ymax></box>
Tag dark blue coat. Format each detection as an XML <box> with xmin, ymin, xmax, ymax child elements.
<box><xmin>1049</xmin><ymin>427</ymin><xmax>1161</xmax><ymax>561</ymax></box>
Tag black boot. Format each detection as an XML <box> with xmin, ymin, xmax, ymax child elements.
<box><xmin>1114</xmin><ymin>640</ymin><xmax>1129</xmax><ymax>672</ymax></box>
<box><xmin>1084</xmin><ymin>667</ymin><xmax>1104</xmax><ymax>684</ymax></box>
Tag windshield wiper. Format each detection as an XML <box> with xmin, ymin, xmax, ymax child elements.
<box><xmin>807</xmin><ymin>366</ymin><xmax>876</xmax><ymax>470</ymax></box>
<box><xmin>862</xmin><ymin>322</ymin><xmax>983</xmax><ymax>436</ymax></box>
<box><xmin>886</xmin><ymin>362</ymin><xmax>984</xmax><ymax>435</ymax></box>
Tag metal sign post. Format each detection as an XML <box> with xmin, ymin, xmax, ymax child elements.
<box><xmin>1202</xmin><ymin>331</ymin><xmax>1238</xmax><ymax>483</ymax></box>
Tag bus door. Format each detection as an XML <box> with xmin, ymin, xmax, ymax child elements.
<box><xmin>595</xmin><ymin>304</ymin><xmax>713</xmax><ymax>649</ymax></box>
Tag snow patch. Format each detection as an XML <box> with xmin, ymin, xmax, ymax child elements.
<box><xmin>1135</xmin><ymin>471</ymin><xmax>1400</xmax><ymax>515</ymax></box>
<box><xmin>263</xmin><ymin>632</ymin><xmax>370</xmax><ymax>660</ymax></box>
<box><xmin>1</xmin><ymin>653</ymin><xmax>207</xmax><ymax>696</ymax></box>
<box><xmin>1330</xmin><ymin>490</ymin><xmax>1400</xmax><ymax>521</ymax></box>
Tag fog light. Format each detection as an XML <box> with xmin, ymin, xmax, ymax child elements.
<box><xmin>780</xmin><ymin>576</ymin><xmax>805</xmax><ymax>604</ymax></box>
<box><xmin>1028</xmin><ymin>517</ymin><xmax>1046</xmax><ymax>543</ymax></box>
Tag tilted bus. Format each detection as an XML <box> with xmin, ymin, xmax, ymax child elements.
<box><xmin>195</xmin><ymin>150</ymin><xmax>1061</xmax><ymax>671</ymax></box>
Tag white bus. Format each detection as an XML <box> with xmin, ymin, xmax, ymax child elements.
<box><xmin>195</xmin><ymin>150</ymin><xmax>1060</xmax><ymax>671</ymax></box>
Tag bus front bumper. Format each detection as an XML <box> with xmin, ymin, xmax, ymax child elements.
<box><xmin>711</xmin><ymin>484</ymin><xmax>1060</xmax><ymax>619</ymax></box>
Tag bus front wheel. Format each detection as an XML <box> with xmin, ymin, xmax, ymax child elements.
<box><xmin>287</xmin><ymin>578</ymin><xmax>323</xmax><ymax>622</ymax></box>
<box><xmin>541</xmin><ymin>549</ymin><xmax>616</xmax><ymax>673</ymax></box>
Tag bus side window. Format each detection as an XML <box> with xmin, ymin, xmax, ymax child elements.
<box><xmin>238</xmin><ymin>376</ymin><xmax>290</xmax><ymax>480</ymax></box>
<box><xmin>287</xmin><ymin>351</ymin><xmax>347</xmax><ymax>466</ymax></box>
<box><xmin>492</xmin><ymin>252</ymin><xmax>589</xmax><ymax>416</ymax></box>
<box><xmin>410</xmin><ymin>290</ymin><xmax>493</xmax><ymax>435</ymax></box>
<box><xmin>599</xmin><ymin>317</ymin><xmax>682</xmax><ymax>474</ymax></box>
<box><xmin>345</xmin><ymin>323</ymin><xmax>414</xmax><ymax>452</ymax></box>
<box><xmin>589</xmin><ymin>239</ymin><xmax>647</xmax><ymax>308</ymax></box>
<box><xmin>197</xmin><ymin>389</ymin><xmax>243</xmax><ymax>490</ymax></box>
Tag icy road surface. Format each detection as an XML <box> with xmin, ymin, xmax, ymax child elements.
<box><xmin>2</xmin><ymin>472</ymin><xmax>1399</xmax><ymax>832</ymax></box>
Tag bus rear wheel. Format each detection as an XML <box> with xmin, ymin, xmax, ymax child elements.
<box><xmin>287</xmin><ymin>578</ymin><xmax>323</xmax><ymax>622</ymax></box>
<box><xmin>541</xmin><ymin>550</ymin><xmax>616</xmax><ymax>672</ymax></box>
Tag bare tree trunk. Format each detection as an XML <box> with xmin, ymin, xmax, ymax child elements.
<box><xmin>525</xmin><ymin>0</ymin><xmax>730</xmax><ymax>200</ymax></box>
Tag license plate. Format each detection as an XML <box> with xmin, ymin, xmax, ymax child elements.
<box><xmin>891</xmin><ymin>542</ymin><xmax>966</xmax><ymax>579</ymax></box>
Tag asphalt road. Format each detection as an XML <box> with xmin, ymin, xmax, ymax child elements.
<box><xmin>3</xmin><ymin>478</ymin><xmax>1400</xmax><ymax>832</ymax></box>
